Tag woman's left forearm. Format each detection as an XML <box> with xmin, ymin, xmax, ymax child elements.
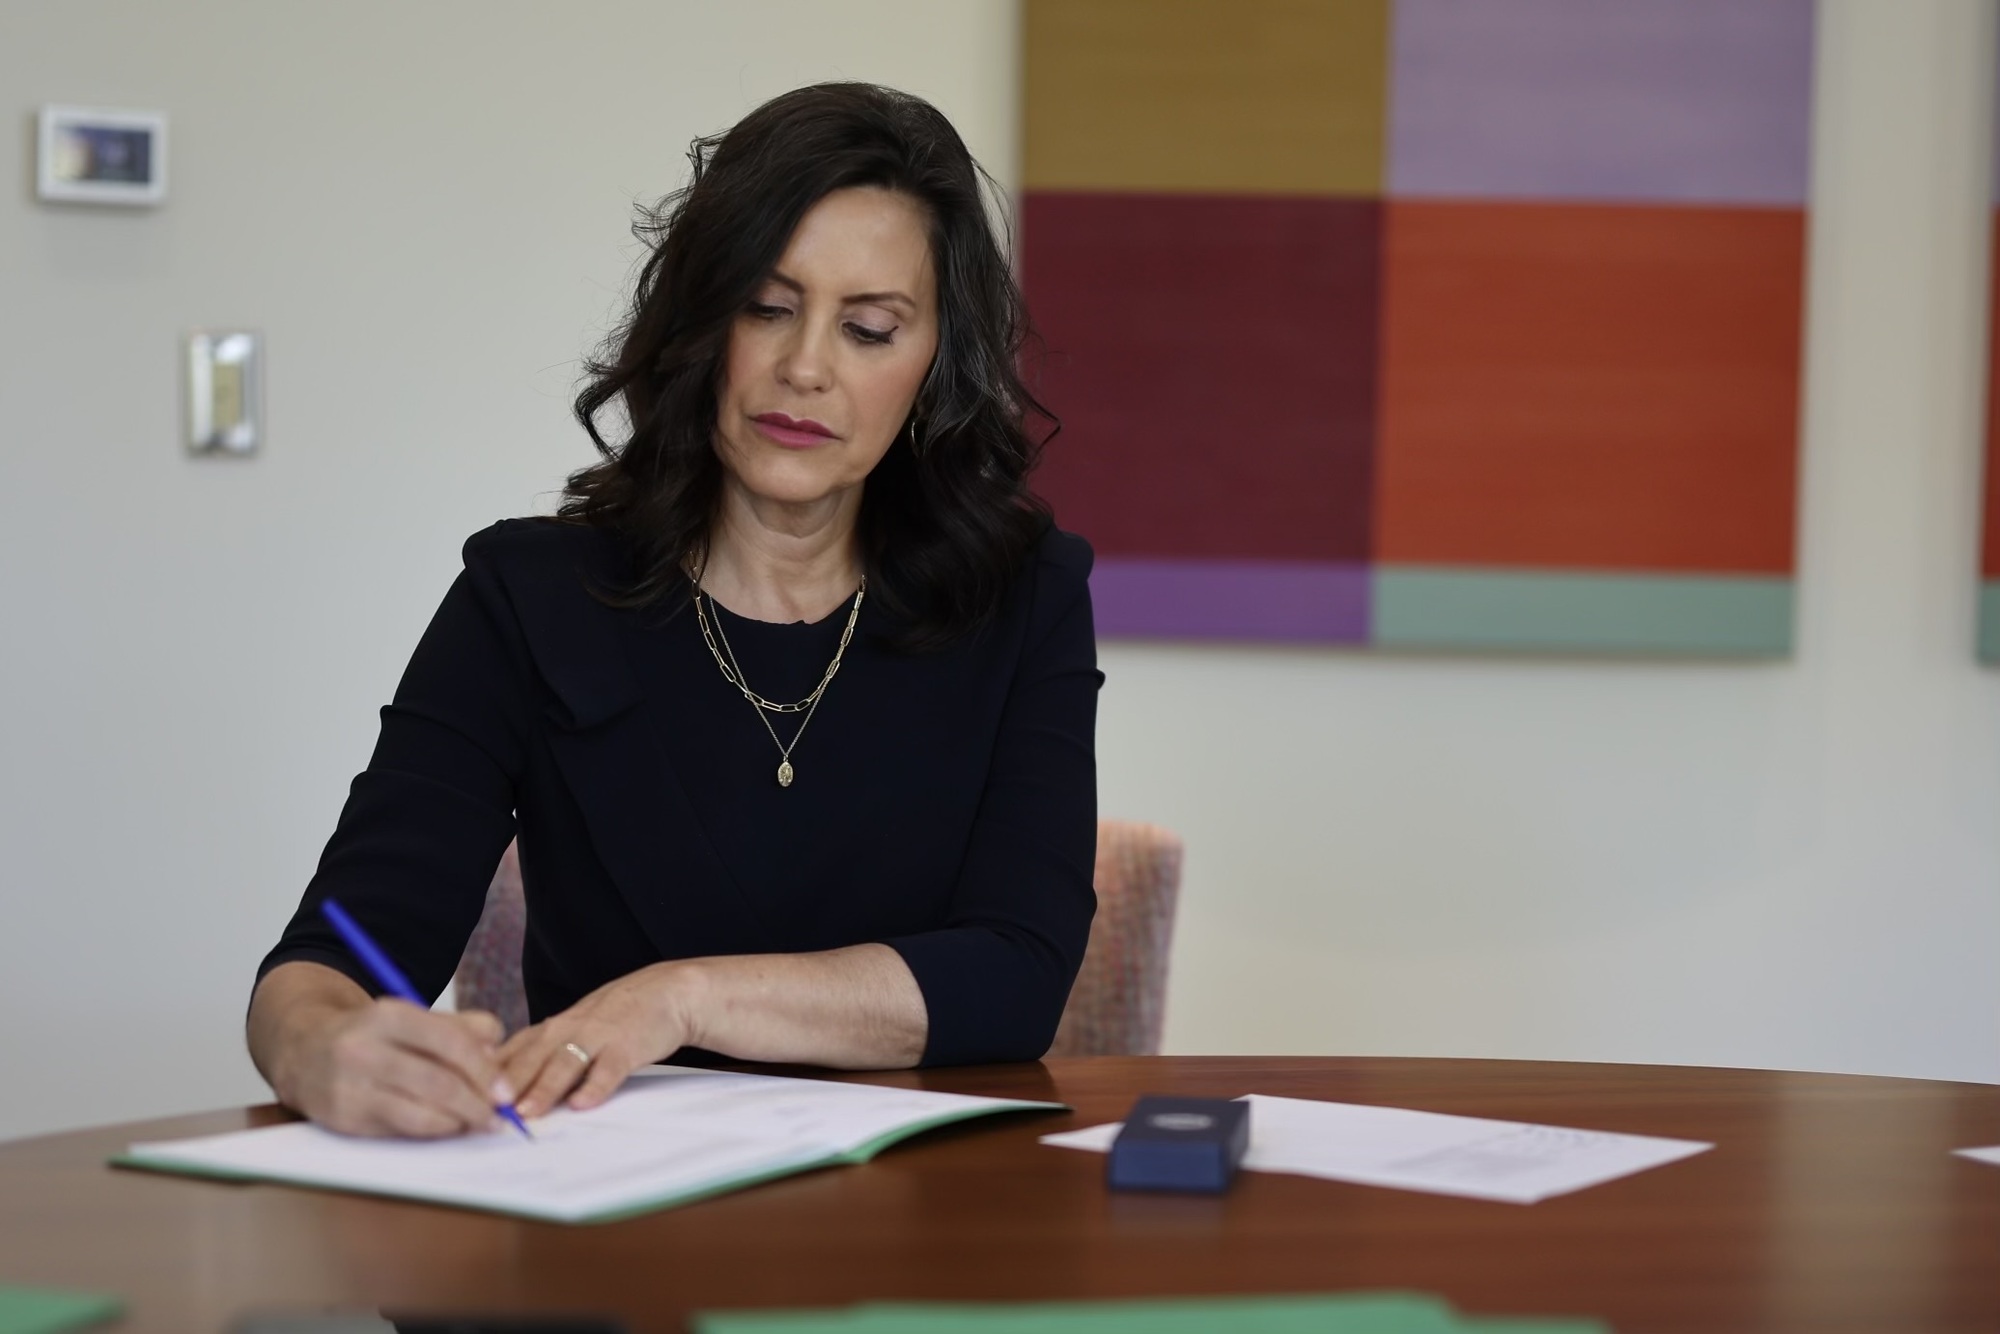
<box><xmin>672</xmin><ymin>942</ymin><xmax>928</xmax><ymax>1069</ymax></box>
<box><xmin>500</xmin><ymin>942</ymin><xmax>928</xmax><ymax>1116</ymax></box>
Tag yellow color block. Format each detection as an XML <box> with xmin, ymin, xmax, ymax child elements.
<box><xmin>1025</xmin><ymin>0</ymin><xmax>1389</xmax><ymax>197</ymax></box>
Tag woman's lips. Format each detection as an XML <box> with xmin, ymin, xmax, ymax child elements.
<box><xmin>751</xmin><ymin>413</ymin><xmax>837</xmax><ymax>449</ymax></box>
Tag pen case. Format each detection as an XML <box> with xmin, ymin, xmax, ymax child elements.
<box><xmin>1107</xmin><ymin>1095</ymin><xmax>1250</xmax><ymax>1193</ymax></box>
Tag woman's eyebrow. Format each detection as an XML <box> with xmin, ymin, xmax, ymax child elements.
<box><xmin>766</xmin><ymin>271</ymin><xmax>916</xmax><ymax>312</ymax></box>
<box><xmin>844</xmin><ymin>289</ymin><xmax>916</xmax><ymax>311</ymax></box>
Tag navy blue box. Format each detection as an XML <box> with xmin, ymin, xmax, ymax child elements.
<box><xmin>1107</xmin><ymin>1095</ymin><xmax>1251</xmax><ymax>1194</ymax></box>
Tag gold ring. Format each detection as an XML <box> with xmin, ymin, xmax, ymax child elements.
<box><xmin>563</xmin><ymin>1042</ymin><xmax>591</xmax><ymax>1067</ymax></box>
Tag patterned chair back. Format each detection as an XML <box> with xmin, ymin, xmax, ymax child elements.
<box><xmin>453</xmin><ymin>818</ymin><xmax>1185</xmax><ymax>1056</ymax></box>
<box><xmin>453</xmin><ymin>840</ymin><xmax>530</xmax><ymax>1037</ymax></box>
<box><xmin>1047</xmin><ymin>819</ymin><xmax>1184</xmax><ymax>1057</ymax></box>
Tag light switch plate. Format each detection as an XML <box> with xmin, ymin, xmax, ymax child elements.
<box><xmin>185</xmin><ymin>330</ymin><xmax>261</xmax><ymax>456</ymax></box>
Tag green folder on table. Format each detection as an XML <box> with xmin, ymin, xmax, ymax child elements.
<box><xmin>0</xmin><ymin>1284</ymin><xmax>123</xmax><ymax>1334</ymax></box>
<box><xmin>692</xmin><ymin>1292</ymin><xmax>1611</xmax><ymax>1334</ymax></box>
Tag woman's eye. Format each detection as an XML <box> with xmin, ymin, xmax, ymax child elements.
<box><xmin>846</xmin><ymin>323</ymin><xmax>895</xmax><ymax>346</ymax></box>
<box><xmin>746</xmin><ymin>301</ymin><xmax>791</xmax><ymax>320</ymax></box>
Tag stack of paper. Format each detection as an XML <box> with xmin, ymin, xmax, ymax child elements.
<box><xmin>692</xmin><ymin>1292</ymin><xmax>1608</xmax><ymax>1333</ymax></box>
<box><xmin>1042</xmin><ymin>1093</ymin><xmax>1710</xmax><ymax>1204</ymax></box>
<box><xmin>116</xmin><ymin>1067</ymin><xmax>1063</xmax><ymax>1224</ymax></box>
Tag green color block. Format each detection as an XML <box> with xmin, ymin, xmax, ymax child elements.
<box><xmin>1978</xmin><ymin>582</ymin><xmax>2000</xmax><ymax>663</ymax></box>
<box><xmin>0</xmin><ymin>1284</ymin><xmax>123</xmax><ymax>1334</ymax></box>
<box><xmin>1372</xmin><ymin>567</ymin><xmax>1793</xmax><ymax>656</ymax></box>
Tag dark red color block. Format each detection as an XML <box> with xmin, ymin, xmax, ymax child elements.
<box><xmin>1022</xmin><ymin>192</ymin><xmax>1381</xmax><ymax>561</ymax></box>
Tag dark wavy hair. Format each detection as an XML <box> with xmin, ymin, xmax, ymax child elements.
<box><xmin>559</xmin><ymin>82</ymin><xmax>1053</xmax><ymax>650</ymax></box>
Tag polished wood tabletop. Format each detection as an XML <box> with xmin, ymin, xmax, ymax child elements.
<box><xmin>3</xmin><ymin>1056</ymin><xmax>1999</xmax><ymax>1333</ymax></box>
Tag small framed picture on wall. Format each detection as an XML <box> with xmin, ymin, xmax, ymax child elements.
<box><xmin>37</xmin><ymin>105</ymin><xmax>168</xmax><ymax>205</ymax></box>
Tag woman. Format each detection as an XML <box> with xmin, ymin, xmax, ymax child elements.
<box><xmin>246</xmin><ymin>83</ymin><xmax>1099</xmax><ymax>1139</ymax></box>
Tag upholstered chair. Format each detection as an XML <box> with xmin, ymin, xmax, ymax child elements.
<box><xmin>1046</xmin><ymin>819</ymin><xmax>1184</xmax><ymax>1057</ymax></box>
<box><xmin>452</xmin><ymin>839</ymin><xmax>530</xmax><ymax>1037</ymax></box>
<box><xmin>453</xmin><ymin>819</ymin><xmax>1185</xmax><ymax>1056</ymax></box>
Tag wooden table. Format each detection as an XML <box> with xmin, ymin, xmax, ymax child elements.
<box><xmin>3</xmin><ymin>1057</ymin><xmax>1999</xmax><ymax>1333</ymax></box>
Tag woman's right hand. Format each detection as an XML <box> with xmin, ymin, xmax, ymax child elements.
<box><xmin>249</xmin><ymin>961</ymin><xmax>516</xmax><ymax>1138</ymax></box>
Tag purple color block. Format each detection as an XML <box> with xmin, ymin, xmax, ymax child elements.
<box><xmin>1090</xmin><ymin>559</ymin><xmax>1370</xmax><ymax>644</ymax></box>
<box><xmin>1389</xmin><ymin>0</ymin><xmax>1815</xmax><ymax>206</ymax></box>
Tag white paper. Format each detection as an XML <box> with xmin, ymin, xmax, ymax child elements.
<box><xmin>1041</xmin><ymin>1092</ymin><xmax>1711</xmax><ymax>1204</ymax></box>
<box><xmin>126</xmin><ymin>1066</ymin><xmax>1054</xmax><ymax>1223</ymax></box>
<box><xmin>1953</xmin><ymin>1145</ymin><xmax>2000</xmax><ymax>1166</ymax></box>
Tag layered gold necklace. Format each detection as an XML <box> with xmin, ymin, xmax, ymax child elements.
<box><xmin>692</xmin><ymin>568</ymin><xmax>866</xmax><ymax>788</ymax></box>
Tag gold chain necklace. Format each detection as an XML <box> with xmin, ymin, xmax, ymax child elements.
<box><xmin>692</xmin><ymin>570</ymin><xmax>865</xmax><ymax>788</ymax></box>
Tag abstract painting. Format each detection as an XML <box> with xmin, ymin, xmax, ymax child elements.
<box><xmin>1023</xmin><ymin>0</ymin><xmax>1814</xmax><ymax>653</ymax></box>
<box><xmin>1982</xmin><ymin>72</ymin><xmax>2000</xmax><ymax>662</ymax></box>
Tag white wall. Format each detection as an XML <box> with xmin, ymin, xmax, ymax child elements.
<box><xmin>0</xmin><ymin>0</ymin><xmax>1021</xmax><ymax>1143</ymax></box>
<box><xmin>1</xmin><ymin>0</ymin><xmax>1995</xmax><ymax>1145</ymax></box>
<box><xmin>1131</xmin><ymin>0</ymin><xmax>2000</xmax><ymax>1083</ymax></box>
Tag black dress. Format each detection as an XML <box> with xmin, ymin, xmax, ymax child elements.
<box><xmin>257</xmin><ymin>518</ymin><xmax>1102</xmax><ymax>1065</ymax></box>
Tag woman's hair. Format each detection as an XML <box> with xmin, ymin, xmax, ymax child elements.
<box><xmin>559</xmin><ymin>82</ymin><xmax>1054</xmax><ymax>650</ymax></box>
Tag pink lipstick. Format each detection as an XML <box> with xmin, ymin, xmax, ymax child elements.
<box><xmin>751</xmin><ymin>412</ymin><xmax>838</xmax><ymax>449</ymax></box>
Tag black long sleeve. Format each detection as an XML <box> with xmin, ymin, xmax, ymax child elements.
<box><xmin>258</xmin><ymin>519</ymin><xmax>1101</xmax><ymax>1065</ymax></box>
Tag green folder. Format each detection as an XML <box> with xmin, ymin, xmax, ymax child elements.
<box><xmin>693</xmin><ymin>1293</ymin><xmax>1611</xmax><ymax>1334</ymax></box>
<box><xmin>0</xmin><ymin>1284</ymin><xmax>123</xmax><ymax>1334</ymax></box>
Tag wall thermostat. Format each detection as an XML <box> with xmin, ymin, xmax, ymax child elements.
<box><xmin>38</xmin><ymin>105</ymin><xmax>167</xmax><ymax>206</ymax></box>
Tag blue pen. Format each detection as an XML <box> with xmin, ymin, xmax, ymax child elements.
<box><xmin>320</xmin><ymin>897</ymin><xmax>533</xmax><ymax>1139</ymax></box>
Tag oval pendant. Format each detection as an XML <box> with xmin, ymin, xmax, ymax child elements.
<box><xmin>777</xmin><ymin>761</ymin><xmax>795</xmax><ymax>788</ymax></box>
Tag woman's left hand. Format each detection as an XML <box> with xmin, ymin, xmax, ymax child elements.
<box><xmin>498</xmin><ymin>962</ymin><xmax>699</xmax><ymax>1117</ymax></box>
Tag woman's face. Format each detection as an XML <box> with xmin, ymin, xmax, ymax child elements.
<box><xmin>714</xmin><ymin>186</ymin><xmax>940</xmax><ymax>514</ymax></box>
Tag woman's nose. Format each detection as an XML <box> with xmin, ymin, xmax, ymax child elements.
<box><xmin>776</xmin><ymin>323</ymin><xmax>834</xmax><ymax>393</ymax></box>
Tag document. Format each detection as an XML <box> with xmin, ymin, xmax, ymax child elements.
<box><xmin>1041</xmin><ymin>1093</ymin><xmax>1709</xmax><ymax>1204</ymax></box>
<box><xmin>1954</xmin><ymin>1145</ymin><xmax>2000</xmax><ymax>1166</ymax></box>
<box><xmin>117</xmin><ymin>1066</ymin><xmax>1062</xmax><ymax>1224</ymax></box>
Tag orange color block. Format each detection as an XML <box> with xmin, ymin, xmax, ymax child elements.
<box><xmin>1375</xmin><ymin>201</ymin><xmax>1804</xmax><ymax>574</ymax></box>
